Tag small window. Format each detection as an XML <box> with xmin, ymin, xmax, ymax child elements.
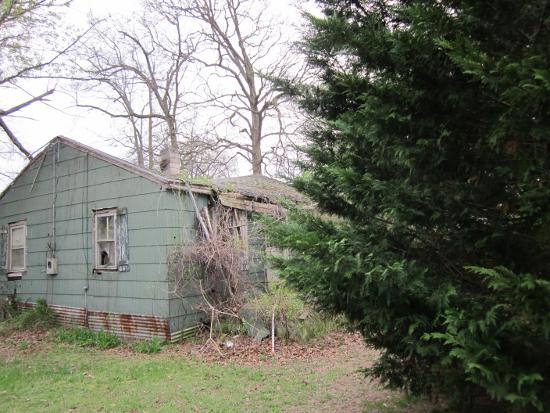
<box><xmin>93</xmin><ymin>209</ymin><xmax>117</xmax><ymax>270</ymax></box>
<box><xmin>227</xmin><ymin>209</ymin><xmax>248</xmax><ymax>250</ymax></box>
<box><xmin>229</xmin><ymin>209</ymin><xmax>248</xmax><ymax>271</ymax></box>
<box><xmin>8</xmin><ymin>221</ymin><xmax>26</xmax><ymax>274</ymax></box>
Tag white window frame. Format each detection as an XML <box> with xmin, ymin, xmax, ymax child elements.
<box><xmin>8</xmin><ymin>220</ymin><xmax>26</xmax><ymax>275</ymax></box>
<box><xmin>93</xmin><ymin>208</ymin><xmax>118</xmax><ymax>271</ymax></box>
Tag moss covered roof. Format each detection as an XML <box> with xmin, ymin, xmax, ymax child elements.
<box><xmin>213</xmin><ymin>175</ymin><xmax>307</xmax><ymax>204</ymax></box>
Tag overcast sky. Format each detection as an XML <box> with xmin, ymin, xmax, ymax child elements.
<box><xmin>0</xmin><ymin>0</ymin><xmax>316</xmax><ymax>190</ymax></box>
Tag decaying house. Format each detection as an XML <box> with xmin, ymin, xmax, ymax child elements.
<box><xmin>0</xmin><ymin>136</ymin><xmax>304</xmax><ymax>341</ymax></box>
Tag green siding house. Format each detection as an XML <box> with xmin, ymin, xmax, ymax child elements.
<box><xmin>0</xmin><ymin>136</ymin><xmax>302</xmax><ymax>341</ymax></box>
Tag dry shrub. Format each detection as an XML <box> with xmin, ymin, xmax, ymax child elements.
<box><xmin>168</xmin><ymin>203</ymin><xmax>248</xmax><ymax>314</ymax></box>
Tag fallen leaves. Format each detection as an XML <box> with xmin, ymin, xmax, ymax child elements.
<box><xmin>0</xmin><ymin>329</ymin><xmax>49</xmax><ymax>360</ymax></box>
<box><xmin>165</xmin><ymin>331</ymin><xmax>366</xmax><ymax>367</ymax></box>
<box><xmin>0</xmin><ymin>327</ymin><xmax>367</xmax><ymax>370</ymax></box>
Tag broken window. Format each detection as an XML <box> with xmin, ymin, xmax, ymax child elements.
<box><xmin>229</xmin><ymin>209</ymin><xmax>248</xmax><ymax>251</ymax></box>
<box><xmin>93</xmin><ymin>209</ymin><xmax>117</xmax><ymax>270</ymax></box>
<box><xmin>92</xmin><ymin>208</ymin><xmax>130</xmax><ymax>272</ymax></box>
<box><xmin>8</xmin><ymin>221</ymin><xmax>26</xmax><ymax>274</ymax></box>
<box><xmin>229</xmin><ymin>209</ymin><xmax>249</xmax><ymax>272</ymax></box>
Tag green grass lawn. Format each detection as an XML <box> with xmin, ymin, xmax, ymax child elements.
<box><xmin>2</xmin><ymin>346</ymin><xmax>315</xmax><ymax>412</ymax></box>
<box><xmin>0</xmin><ymin>335</ymin><xmax>429</xmax><ymax>413</ymax></box>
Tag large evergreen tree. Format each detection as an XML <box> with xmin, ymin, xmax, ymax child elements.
<box><xmin>268</xmin><ymin>1</ymin><xmax>550</xmax><ymax>411</ymax></box>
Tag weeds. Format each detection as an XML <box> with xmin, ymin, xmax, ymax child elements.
<box><xmin>245</xmin><ymin>283</ymin><xmax>306</xmax><ymax>327</ymax></box>
<box><xmin>241</xmin><ymin>283</ymin><xmax>343</xmax><ymax>343</ymax></box>
<box><xmin>14</xmin><ymin>300</ymin><xmax>58</xmax><ymax>331</ymax></box>
<box><xmin>291</xmin><ymin>314</ymin><xmax>343</xmax><ymax>344</ymax></box>
<box><xmin>219</xmin><ymin>318</ymin><xmax>246</xmax><ymax>336</ymax></box>
<box><xmin>0</xmin><ymin>294</ymin><xmax>18</xmax><ymax>321</ymax></box>
<box><xmin>131</xmin><ymin>337</ymin><xmax>165</xmax><ymax>354</ymax></box>
<box><xmin>0</xmin><ymin>321</ymin><xmax>13</xmax><ymax>336</ymax></box>
<box><xmin>17</xmin><ymin>340</ymin><xmax>29</xmax><ymax>350</ymax></box>
<box><xmin>0</xmin><ymin>299</ymin><xmax>57</xmax><ymax>335</ymax></box>
<box><xmin>56</xmin><ymin>328</ymin><xmax>120</xmax><ymax>349</ymax></box>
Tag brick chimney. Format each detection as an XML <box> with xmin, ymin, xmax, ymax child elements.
<box><xmin>159</xmin><ymin>147</ymin><xmax>181</xmax><ymax>178</ymax></box>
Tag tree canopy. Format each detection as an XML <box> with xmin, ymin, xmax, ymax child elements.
<box><xmin>267</xmin><ymin>1</ymin><xmax>550</xmax><ymax>411</ymax></box>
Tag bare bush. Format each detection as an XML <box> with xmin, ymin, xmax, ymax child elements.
<box><xmin>168</xmin><ymin>203</ymin><xmax>249</xmax><ymax>314</ymax></box>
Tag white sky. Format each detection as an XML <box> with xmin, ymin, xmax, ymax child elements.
<box><xmin>0</xmin><ymin>0</ymin><xmax>317</xmax><ymax>190</ymax></box>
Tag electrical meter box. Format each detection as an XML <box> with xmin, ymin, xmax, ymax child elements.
<box><xmin>46</xmin><ymin>258</ymin><xmax>58</xmax><ymax>275</ymax></box>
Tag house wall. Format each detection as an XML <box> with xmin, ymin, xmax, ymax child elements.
<box><xmin>166</xmin><ymin>191</ymin><xmax>209</xmax><ymax>334</ymax></box>
<box><xmin>0</xmin><ymin>142</ymin><xmax>206</xmax><ymax>338</ymax></box>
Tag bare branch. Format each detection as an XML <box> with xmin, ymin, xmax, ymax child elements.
<box><xmin>0</xmin><ymin>117</ymin><xmax>33</xmax><ymax>160</ymax></box>
<box><xmin>0</xmin><ymin>89</ymin><xmax>54</xmax><ymax>116</ymax></box>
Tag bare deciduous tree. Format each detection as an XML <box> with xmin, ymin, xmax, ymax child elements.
<box><xmin>72</xmin><ymin>8</ymin><xmax>196</xmax><ymax>156</ymax></box>
<box><xmin>72</xmin><ymin>8</ymin><xmax>237</xmax><ymax>177</ymax></box>
<box><xmin>153</xmin><ymin>0</ymin><xmax>306</xmax><ymax>176</ymax></box>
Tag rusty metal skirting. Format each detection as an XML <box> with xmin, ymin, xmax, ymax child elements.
<box><xmin>19</xmin><ymin>302</ymin><xmax>172</xmax><ymax>341</ymax></box>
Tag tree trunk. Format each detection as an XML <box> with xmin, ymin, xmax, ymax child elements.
<box><xmin>167</xmin><ymin>117</ymin><xmax>178</xmax><ymax>152</ymax></box>
<box><xmin>251</xmin><ymin>106</ymin><xmax>262</xmax><ymax>175</ymax></box>
<box><xmin>147</xmin><ymin>89</ymin><xmax>154</xmax><ymax>170</ymax></box>
<box><xmin>134</xmin><ymin>128</ymin><xmax>144</xmax><ymax>167</ymax></box>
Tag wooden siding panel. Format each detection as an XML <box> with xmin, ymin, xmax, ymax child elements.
<box><xmin>0</xmin><ymin>192</ymin><xmax>183</xmax><ymax>222</ymax></box>
<box><xmin>25</xmin><ymin>210</ymin><xmax>189</xmax><ymax>240</ymax></box>
<box><xmin>89</xmin><ymin>263</ymin><xmax>168</xmax><ymax>282</ymax></box>
<box><xmin>169</xmin><ymin>296</ymin><xmax>205</xmax><ymax>313</ymax></box>
<box><xmin>9</xmin><ymin>279</ymin><xmax>168</xmax><ymax>300</ymax></box>
<box><xmin>128</xmin><ymin>228</ymin><xmax>182</xmax><ymax>247</ymax></box>
<box><xmin>87</xmin><ymin>280</ymin><xmax>169</xmax><ymax>300</ymax></box>
<box><xmin>12</xmin><ymin>278</ymin><xmax>48</xmax><ymax>295</ymax></box>
<box><xmin>87</xmin><ymin>192</ymin><xmax>175</xmax><ymax>214</ymax></box>
<box><xmin>27</xmin><ymin>233</ymin><xmax>85</xmax><ymax>253</ymax></box>
<box><xmin>25</xmin><ymin>245</ymin><xmax>169</xmax><ymax>266</ymax></box>
<box><xmin>18</xmin><ymin>263</ymin><xmax>167</xmax><ymax>282</ymax></box>
<box><xmin>87</xmin><ymin>296</ymin><xmax>168</xmax><ymax>316</ymax></box>
<box><xmin>87</xmin><ymin>164</ymin><xmax>139</xmax><ymax>185</ymax></box>
<box><xmin>17</xmin><ymin>293</ymin><xmax>86</xmax><ymax>309</ymax></box>
<box><xmin>27</xmin><ymin>227</ymin><xmax>180</xmax><ymax>253</ymax></box>
<box><xmin>57</xmin><ymin>144</ymin><xmax>85</xmax><ymax>162</ymax></box>
<box><xmin>6</xmin><ymin>165</ymin><xmax>160</xmax><ymax>203</ymax></box>
<box><xmin>87</xmin><ymin>176</ymin><xmax>161</xmax><ymax>202</ymax></box>
<box><xmin>22</xmin><ymin>263</ymin><xmax>87</xmax><ymax>280</ymax></box>
<box><xmin>9</xmin><ymin>156</ymin><xmax>86</xmax><ymax>188</ymax></box>
<box><xmin>169</xmin><ymin>294</ymin><xmax>207</xmax><ymax>332</ymax></box>
<box><xmin>86</xmin><ymin>154</ymin><xmax>114</xmax><ymax>170</ymax></box>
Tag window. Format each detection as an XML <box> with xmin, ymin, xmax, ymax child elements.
<box><xmin>8</xmin><ymin>221</ymin><xmax>26</xmax><ymax>274</ymax></box>
<box><xmin>93</xmin><ymin>209</ymin><xmax>117</xmax><ymax>270</ymax></box>
<box><xmin>229</xmin><ymin>209</ymin><xmax>249</xmax><ymax>271</ymax></box>
<box><xmin>92</xmin><ymin>207</ymin><xmax>130</xmax><ymax>273</ymax></box>
<box><xmin>230</xmin><ymin>209</ymin><xmax>248</xmax><ymax>251</ymax></box>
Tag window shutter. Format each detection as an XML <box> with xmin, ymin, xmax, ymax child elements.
<box><xmin>0</xmin><ymin>227</ymin><xmax>7</xmax><ymax>271</ymax></box>
<box><xmin>117</xmin><ymin>208</ymin><xmax>130</xmax><ymax>272</ymax></box>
